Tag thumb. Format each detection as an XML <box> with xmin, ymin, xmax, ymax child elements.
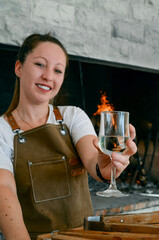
<box><xmin>92</xmin><ymin>138</ymin><xmax>106</xmax><ymax>157</ymax></box>
<box><xmin>92</xmin><ymin>137</ymin><xmax>100</xmax><ymax>151</ymax></box>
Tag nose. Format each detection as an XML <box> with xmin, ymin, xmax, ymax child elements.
<box><xmin>42</xmin><ymin>68</ymin><xmax>53</xmax><ymax>82</ymax></box>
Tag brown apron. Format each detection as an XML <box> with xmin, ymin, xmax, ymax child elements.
<box><xmin>7</xmin><ymin>107</ymin><xmax>93</xmax><ymax>239</ymax></box>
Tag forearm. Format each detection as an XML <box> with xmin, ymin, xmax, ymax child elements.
<box><xmin>84</xmin><ymin>154</ymin><xmax>100</xmax><ymax>181</ymax></box>
<box><xmin>84</xmin><ymin>151</ymin><xmax>111</xmax><ymax>181</ymax></box>
<box><xmin>76</xmin><ymin>135</ymin><xmax>104</xmax><ymax>181</ymax></box>
<box><xmin>0</xmin><ymin>185</ymin><xmax>30</xmax><ymax>240</ymax></box>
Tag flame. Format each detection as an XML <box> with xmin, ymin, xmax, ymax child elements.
<box><xmin>93</xmin><ymin>91</ymin><xmax>114</xmax><ymax>116</ymax></box>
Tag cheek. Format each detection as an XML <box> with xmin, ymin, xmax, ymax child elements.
<box><xmin>51</xmin><ymin>79</ymin><xmax>63</xmax><ymax>97</ymax></box>
<box><xmin>56</xmin><ymin>77</ymin><xmax>64</xmax><ymax>89</ymax></box>
<box><xmin>21</xmin><ymin>67</ymin><xmax>39</xmax><ymax>84</ymax></box>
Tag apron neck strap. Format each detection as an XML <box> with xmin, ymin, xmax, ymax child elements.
<box><xmin>6</xmin><ymin>113</ymin><xmax>20</xmax><ymax>132</ymax></box>
<box><xmin>53</xmin><ymin>106</ymin><xmax>63</xmax><ymax>123</ymax></box>
<box><xmin>6</xmin><ymin>106</ymin><xmax>63</xmax><ymax>131</ymax></box>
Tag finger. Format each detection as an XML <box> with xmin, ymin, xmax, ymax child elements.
<box><xmin>93</xmin><ymin>138</ymin><xmax>110</xmax><ymax>161</ymax></box>
<box><xmin>111</xmin><ymin>156</ymin><xmax>130</xmax><ymax>175</ymax></box>
<box><xmin>111</xmin><ymin>152</ymin><xmax>129</xmax><ymax>167</ymax></box>
<box><xmin>92</xmin><ymin>138</ymin><xmax>111</xmax><ymax>167</ymax></box>
<box><xmin>92</xmin><ymin>137</ymin><xmax>99</xmax><ymax>149</ymax></box>
<box><xmin>124</xmin><ymin>138</ymin><xmax>137</xmax><ymax>156</ymax></box>
<box><xmin>113</xmin><ymin>160</ymin><xmax>129</xmax><ymax>172</ymax></box>
<box><xmin>129</xmin><ymin>124</ymin><xmax>136</xmax><ymax>140</ymax></box>
<box><xmin>111</xmin><ymin>139</ymin><xmax>137</xmax><ymax>161</ymax></box>
<box><xmin>111</xmin><ymin>139</ymin><xmax>137</xmax><ymax>167</ymax></box>
<box><xmin>92</xmin><ymin>138</ymin><xmax>105</xmax><ymax>156</ymax></box>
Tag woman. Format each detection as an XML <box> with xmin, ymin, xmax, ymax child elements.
<box><xmin>0</xmin><ymin>33</ymin><xmax>137</xmax><ymax>240</ymax></box>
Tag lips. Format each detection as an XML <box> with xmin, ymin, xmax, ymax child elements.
<box><xmin>36</xmin><ymin>84</ymin><xmax>52</xmax><ymax>91</ymax></box>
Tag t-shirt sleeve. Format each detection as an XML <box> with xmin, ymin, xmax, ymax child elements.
<box><xmin>68</xmin><ymin>107</ymin><xmax>97</xmax><ymax>145</ymax></box>
<box><xmin>0</xmin><ymin>137</ymin><xmax>14</xmax><ymax>173</ymax></box>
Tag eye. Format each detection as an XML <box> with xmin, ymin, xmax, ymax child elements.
<box><xmin>35</xmin><ymin>63</ymin><xmax>45</xmax><ymax>69</ymax></box>
<box><xmin>55</xmin><ymin>69</ymin><xmax>62</xmax><ymax>74</ymax></box>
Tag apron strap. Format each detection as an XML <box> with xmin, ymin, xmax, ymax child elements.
<box><xmin>6</xmin><ymin>113</ymin><xmax>20</xmax><ymax>132</ymax></box>
<box><xmin>6</xmin><ymin>106</ymin><xmax>63</xmax><ymax>131</ymax></box>
<box><xmin>6</xmin><ymin>113</ymin><xmax>26</xmax><ymax>143</ymax></box>
<box><xmin>53</xmin><ymin>106</ymin><xmax>63</xmax><ymax>122</ymax></box>
<box><xmin>53</xmin><ymin>106</ymin><xmax>67</xmax><ymax>136</ymax></box>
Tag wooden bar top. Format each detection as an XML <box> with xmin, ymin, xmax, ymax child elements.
<box><xmin>37</xmin><ymin>211</ymin><xmax>159</xmax><ymax>240</ymax></box>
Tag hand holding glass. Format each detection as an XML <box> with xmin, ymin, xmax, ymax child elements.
<box><xmin>96</xmin><ymin>111</ymin><xmax>130</xmax><ymax>197</ymax></box>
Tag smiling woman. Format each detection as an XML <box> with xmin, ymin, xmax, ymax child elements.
<box><xmin>14</xmin><ymin>41</ymin><xmax>66</xmax><ymax>115</ymax></box>
<box><xmin>0</xmin><ymin>33</ymin><xmax>137</xmax><ymax>240</ymax></box>
<box><xmin>5</xmin><ymin>34</ymin><xmax>69</xmax><ymax>117</ymax></box>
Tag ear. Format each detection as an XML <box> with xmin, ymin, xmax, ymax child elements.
<box><xmin>15</xmin><ymin>60</ymin><xmax>22</xmax><ymax>77</ymax></box>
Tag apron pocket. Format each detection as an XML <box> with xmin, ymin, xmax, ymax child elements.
<box><xmin>28</xmin><ymin>156</ymin><xmax>71</xmax><ymax>203</ymax></box>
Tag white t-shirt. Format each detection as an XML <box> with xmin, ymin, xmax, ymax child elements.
<box><xmin>0</xmin><ymin>105</ymin><xmax>96</xmax><ymax>174</ymax></box>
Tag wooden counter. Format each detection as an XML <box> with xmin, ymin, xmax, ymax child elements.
<box><xmin>37</xmin><ymin>211</ymin><xmax>159</xmax><ymax>240</ymax></box>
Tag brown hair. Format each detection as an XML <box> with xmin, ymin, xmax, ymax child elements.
<box><xmin>5</xmin><ymin>33</ymin><xmax>69</xmax><ymax>115</ymax></box>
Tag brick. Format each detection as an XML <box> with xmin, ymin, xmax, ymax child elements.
<box><xmin>109</xmin><ymin>207</ymin><xmax>121</xmax><ymax>214</ymax></box>
<box><xmin>145</xmin><ymin>0</ymin><xmax>159</xmax><ymax>9</ymax></box>
<box><xmin>145</xmin><ymin>28</ymin><xmax>159</xmax><ymax>48</ymax></box>
<box><xmin>75</xmin><ymin>0</ymin><xmax>96</xmax><ymax>9</ymax></box>
<box><xmin>101</xmin><ymin>209</ymin><xmax>108</xmax><ymax>215</ymax></box>
<box><xmin>55</xmin><ymin>0</ymin><xmax>75</xmax><ymax>5</ymax></box>
<box><xmin>130</xmin><ymin>0</ymin><xmax>145</xmax><ymax>3</ymax></box>
<box><xmin>145</xmin><ymin>199</ymin><xmax>159</xmax><ymax>208</ymax></box>
<box><xmin>128</xmin><ymin>204</ymin><xmax>137</xmax><ymax>212</ymax></box>
<box><xmin>75</xmin><ymin>7</ymin><xmax>111</xmax><ymax>34</ymax></box>
<box><xmin>135</xmin><ymin>202</ymin><xmax>146</xmax><ymax>210</ymax></box>
<box><xmin>3</xmin><ymin>15</ymin><xmax>32</xmax><ymax>45</ymax></box>
<box><xmin>123</xmin><ymin>204</ymin><xmax>135</xmax><ymax>212</ymax></box>
<box><xmin>66</xmin><ymin>29</ymin><xmax>110</xmax><ymax>59</ymax></box>
<box><xmin>130</xmin><ymin>43</ymin><xmax>159</xmax><ymax>70</ymax></box>
<box><xmin>110</xmin><ymin>38</ymin><xmax>129</xmax><ymax>58</ymax></box>
<box><xmin>0</xmin><ymin>0</ymin><xmax>29</xmax><ymax>17</ymax></box>
<box><xmin>131</xmin><ymin>3</ymin><xmax>159</xmax><ymax>22</ymax></box>
<box><xmin>32</xmin><ymin>1</ymin><xmax>75</xmax><ymax>29</ymax></box>
<box><xmin>104</xmin><ymin>0</ymin><xmax>129</xmax><ymax>16</ymax></box>
<box><xmin>112</xmin><ymin>20</ymin><xmax>144</xmax><ymax>43</ymax></box>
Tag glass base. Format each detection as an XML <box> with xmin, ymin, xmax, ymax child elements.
<box><xmin>96</xmin><ymin>185</ymin><xmax>129</xmax><ymax>197</ymax></box>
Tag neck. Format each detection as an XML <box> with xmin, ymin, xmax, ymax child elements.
<box><xmin>15</xmin><ymin>103</ymin><xmax>50</xmax><ymax>128</ymax></box>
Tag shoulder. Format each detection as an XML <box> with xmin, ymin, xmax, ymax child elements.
<box><xmin>56</xmin><ymin>105</ymin><xmax>97</xmax><ymax>145</ymax></box>
<box><xmin>0</xmin><ymin>115</ymin><xmax>12</xmax><ymax>130</ymax></box>
<box><xmin>0</xmin><ymin>115</ymin><xmax>14</xmax><ymax>173</ymax></box>
<box><xmin>58</xmin><ymin>105</ymin><xmax>91</xmax><ymax>125</ymax></box>
<box><xmin>0</xmin><ymin>115</ymin><xmax>11</xmax><ymax>133</ymax></box>
<box><xmin>49</xmin><ymin>104</ymin><xmax>85</xmax><ymax>122</ymax></box>
<box><xmin>58</xmin><ymin>105</ymin><xmax>83</xmax><ymax>117</ymax></box>
<box><xmin>48</xmin><ymin>105</ymin><xmax>81</xmax><ymax>124</ymax></box>
<box><xmin>0</xmin><ymin>115</ymin><xmax>14</xmax><ymax>148</ymax></box>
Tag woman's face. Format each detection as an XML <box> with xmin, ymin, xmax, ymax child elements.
<box><xmin>15</xmin><ymin>42</ymin><xmax>66</xmax><ymax>105</ymax></box>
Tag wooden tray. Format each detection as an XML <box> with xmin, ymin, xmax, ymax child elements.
<box><xmin>37</xmin><ymin>211</ymin><xmax>159</xmax><ymax>240</ymax></box>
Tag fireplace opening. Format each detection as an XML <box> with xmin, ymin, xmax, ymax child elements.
<box><xmin>1</xmin><ymin>43</ymin><xmax>159</xmax><ymax>191</ymax></box>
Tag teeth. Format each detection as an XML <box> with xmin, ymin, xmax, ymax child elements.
<box><xmin>37</xmin><ymin>84</ymin><xmax>51</xmax><ymax>90</ymax></box>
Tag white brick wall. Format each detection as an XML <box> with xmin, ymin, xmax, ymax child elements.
<box><xmin>0</xmin><ymin>0</ymin><xmax>159</xmax><ymax>71</ymax></box>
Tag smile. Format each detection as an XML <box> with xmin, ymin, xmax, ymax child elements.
<box><xmin>36</xmin><ymin>84</ymin><xmax>51</xmax><ymax>91</ymax></box>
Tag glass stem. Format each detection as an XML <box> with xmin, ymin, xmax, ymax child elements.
<box><xmin>109</xmin><ymin>161</ymin><xmax>117</xmax><ymax>189</ymax></box>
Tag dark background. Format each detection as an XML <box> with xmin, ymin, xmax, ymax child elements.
<box><xmin>1</xmin><ymin>43</ymin><xmax>159</xmax><ymax>140</ymax></box>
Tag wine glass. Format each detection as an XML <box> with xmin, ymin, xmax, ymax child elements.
<box><xmin>96</xmin><ymin>111</ymin><xmax>130</xmax><ymax>197</ymax></box>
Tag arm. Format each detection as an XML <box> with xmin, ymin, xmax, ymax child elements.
<box><xmin>76</xmin><ymin>124</ymin><xmax>137</xmax><ymax>181</ymax></box>
<box><xmin>0</xmin><ymin>169</ymin><xmax>30</xmax><ymax>240</ymax></box>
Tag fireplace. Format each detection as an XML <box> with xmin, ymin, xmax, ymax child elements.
<box><xmin>1</xmin><ymin>43</ymin><xmax>159</xmax><ymax>186</ymax></box>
